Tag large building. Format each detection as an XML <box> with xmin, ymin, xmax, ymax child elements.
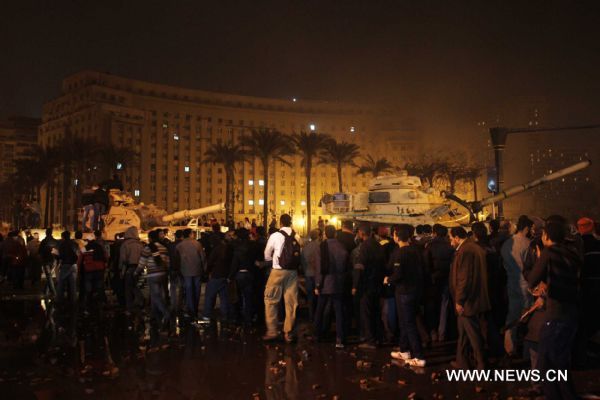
<box><xmin>39</xmin><ymin>71</ymin><xmax>418</xmax><ymax>227</ymax></box>
<box><xmin>0</xmin><ymin>116</ymin><xmax>40</xmax><ymax>222</ymax></box>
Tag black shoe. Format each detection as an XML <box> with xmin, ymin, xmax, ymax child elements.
<box><xmin>262</xmin><ymin>334</ymin><xmax>279</xmax><ymax>342</ymax></box>
<box><xmin>358</xmin><ymin>342</ymin><xmax>377</xmax><ymax>350</ymax></box>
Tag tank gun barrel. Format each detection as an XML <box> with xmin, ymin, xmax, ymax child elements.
<box><xmin>162</xmin><ymin>203</ymin><xmax>225</xmax><ymax>223</ymax></box>
<box><xmin>475</xmin><ymin>159</ymin><xmax>591</xmax><ymax>211</ymax></box>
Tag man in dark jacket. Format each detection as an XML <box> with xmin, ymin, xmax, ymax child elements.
<box><xmin>527</xmin><ymin>221</ymin><xmax>580</xmax><ymax>400</ymax></box>
<box><xmin>2</xmin><ymin>231</ymin><xmax>28</xmax><ymax>289</ymax></box>
<box><xmin>424</xmin><ymin>224</ymin><xmax>455</xmax><ymax>342</ymax></box>
<box><xmin>39</xmin><ymin>228</ymin><xmax>58</xmax><ymax>295</ymax></box>
<box><xmin>80</xmin><ymin>231</ymin><xmax>108</xmax><ymax>310</ymax></box>
<box><xmin>449</xmin><ymin>226</ymin><xmax>490</xmax><ymax>370</ymax></box>
<box><xmin>202</xmin><ymin>231</ymin><xmax>233</xmax><ymax>322</ymax></box>
<box><xmin>388</xmin><ymin>224</ymin><xmax>426</xmax><ymax>367</ymax></box>
<box><xmin>230</xmin><ymin>228</ymin><xmax>256</xmax><ymax>326</ymax></box>
<box><xmin>352</xmin><ymin>223</ymin><xmax>385</xmax><ymax>349</ymax></box>
<box><xmin>57</xmin><ymin>231</ymin><xmax>79</xmax><ymax>304</ymax></box>
<box><xmin>313</xmin><ymin>225</ymin><xmax>350</xmax><ymax>348</ymax></box>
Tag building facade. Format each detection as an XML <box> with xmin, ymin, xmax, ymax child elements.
<box><xmin>0</xmin><ymin>116</ymin><xmax>40</xmax><ymax>222</ymax></box>
<box><xmin>39</xmin><ymin>71</ymin><xmax>418</xmax><ymax>227</ymax></box>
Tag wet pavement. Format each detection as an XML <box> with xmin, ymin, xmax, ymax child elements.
<box><xmin>1</xmin><ymin>286</ymin><xmax>600</xmax><ymax>400</ymax></box>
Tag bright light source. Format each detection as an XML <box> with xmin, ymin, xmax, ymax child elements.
<box><xmin>301</xmin><ymin>200</ymin><xmax>306</xmax><ymax>206</ymax></box>
<box><xmin>294</xmin><ymin>216</ymin><xmax>306</xmax><ymax>227</ymax></box>
<box><xmin>184</xmin><ymin>166</ymin><xmax>190</xmax><ymax>172</ymax></box>
<box><xmin>162</xmin><ymin>122</ymin><xmax>168</xmax><ymax>128</ymax></box>
<box><xmin>331</xmin><ymin>216</ymin><xmax>338</xmax><ymax>225</ymax></box>
<box><xmin>173</xmin><ymin>134</ymin><xmax>179</xmax><ymax>140</ymax></box>
<box><xmin>292</xmin><ymin>97</ymin><xmax>297</xmax><ymax>102</ymax></box>
<box><xmin>259</xmin><ymin>199</ymin><xmax>264</xmax><ymax>205</ymax></box>
<box><xmin>134</xmin><ymin>189</ymin><xmax>140</xmax><ymax>196</ymax></box>
<box><xmin>73</xmin><ymin>179</ymin><xmax>79</xmax><ymax>186</ymax></box>
<box><xmin>280</xmin><ymin>200</ymin><xmax>285</xmax><ymax>206</ymax></box>
<box><xmin>309</xmin><ymin>124</ymin><xmax>316</xmax><ymax>131</ymax></box>
<box><xmin>248</xmin><ymin>179</ymin><xmax>254</xmax><ymax>186</ymax></box>
<box><xmin>350</xmin><ymin>126</ymin><xmax>355</xmax><ymax>133</ymax></box>
<box><xmin>248</xmin><ymin>200</ymin><xmax>254</xmax><ymax>206</ymax></box>
<box><xmin>259</xmin><ymin>180</ymin><xmax>264</xmax><ymax>186</ymax></box>
<box><xmin>116</xmin><ymin>162</ymin><xmax>123</xmax><ymax>170</ymax></box>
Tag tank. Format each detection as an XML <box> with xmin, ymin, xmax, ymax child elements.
<box><xmin>320</xmin><ymin>159</ymin><xmax>591</xmax><ymax>226</ymax></box>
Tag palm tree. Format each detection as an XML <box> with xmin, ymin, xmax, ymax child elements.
<box><xmin>357</xmin><ymin>154</ymin><xmax>394</xmax><ymax>178</ymax></box>
<box><xmin>240</xmin><ymin>128</ymin><xmax>295</xmax><ymax>229</ymax></box>
<box><xmin>291</xmin><ymin>131</ymin><xmax>331</xmax><ymax>233</ymax></box>
<box><xmin>202</xmin><ymin>142</ymin><xmax>249</xmax><ymax>224</ymax></box>
<box><xmin>93</xmin><ymin>144</ymin><xmax>140</xmax><ymax>182</ymax></box>
<box><xmin>319</xmin><ymin>140</ymin><xmax>360</xmax><ymax>192</ymax></box>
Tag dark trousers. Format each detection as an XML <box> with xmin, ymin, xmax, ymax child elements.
<box><xmin>456</xmin><ymin>314</ymin><xmax>486</xmax><ymax>370</ymax></box>
<box><xmin>83</xmin><ymin>270</ymin><xmax>105</xmax><ymax>309</ymax></box>
<box><xmin>125</xmin><ymin>265</ymin><xmax>142</xmax><ymax>311</ymax></box>
<box><xmin>397</xmin><ymin>292</ymin><xmax>424</xmax><ymax>359</ymax></box>
<box><xmin>204</xmin><ymin>277</ymin><xmax>229</xmax><ymax>319</ymax></box>
<box><xmin>304</xmin><ymin>276</ymin><xmax>317</xmax><ymax>321</ymax></box>
<box><xmin>360</xmin><ymin>293</ymin><xmax>382</xmax><ymax>343</ymax></box>
<box><xmin>236</xmin><ymin>271</ymin><xmax>255</xmax><ymax>325</ymax></box>
<box><xmin>537</xmin><ymin>319</ymin><xmax>578</xmax><ymax>400</ymax></box>
<box><xmin>314</xmin><ymin>293</ymin><xmax>345</xmax><ymax>342</ymax></box>
<box><xmin>382</xmin><ymin>296</ymin><xmax>398</xmax><ymax>341</ymax></box>
<box><xmin>11</xmin><ymin>267</ymin><xmax>25</xmax><ymax>289</ymax></box>
<box><xmin>183</xmin><ymin>275</ymin><xmax>202</xmax><ymax>317</ymax></box>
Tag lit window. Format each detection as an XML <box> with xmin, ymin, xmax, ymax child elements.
<box><xmin>134</xmin><ymin>189</ymin><xmax>140</xmax><ymax>196</ymax></box>
<box><xmin>248</xmin><ymin>200</ymin><xmax>254</xmax><ymax>206</ymax></box>
<box><xmin>301</xmin><ymin>200</ymin><xmax>306</xmax><ymax>206</ymax></box>
<box><xmin>259</xmin><ymin>179</ymin><xmax>264</xmax><ymax>186</ymax></box>
<box><xmin>184</xmin><ymin>166</ymin><xmax>190</xmax><ymax>172</ymax></box>
<box><xmin>162</xmin><ymin>122</ymin><xmax>168</xmax><ymax>128</ymax></box>
<box><xmin>174</xmin><ymin>134</ymin><xmax>179</xmax><ymax>140</ymax></box>
<box><xmin>248</xmin><ymin>179</ymin><xmax>254</xmax><ymax>186</ymax></box>
<box><xmin>350</xmin><ymin>126</ymin><xmax>355</xmax><ymax>133</ymax></box>
<box><xmin>292</xmin><ymin>98</ymin><xmax>297</xmax><ymax>102</ymax></box>
<box><xmin>280</xmin><ymin>200</ymin><xmax>285</xmax><ymax>206</ymax></box>
<box><xmin>116</xmin><ymin>162</ymin><xmax>123</xmax><ymax>170</ymax></box>
<box><xmin>309</xmin><ymin>124</ymin><xmax>316</xmax><ymax>131</ymax></box>
<box><xmin>259</xmin><ymin>199</ymin><xmax>264</xmax><ymax>205</ymax></box>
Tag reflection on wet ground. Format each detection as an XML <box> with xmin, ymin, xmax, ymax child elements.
<box><xmin>1</xmin><ymin>291</ymin><xmax>600</xmax><ymax>400</ymax></box>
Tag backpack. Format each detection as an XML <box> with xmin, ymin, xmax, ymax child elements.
<box><xmin>278</xmin><ymin>230</ymin><xmax>301</xmax><ymax>270</ymax></box>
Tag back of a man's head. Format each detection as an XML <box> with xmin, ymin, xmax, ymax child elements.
<box><xmin>450</xmin><ymin>226</ymin><xmax>468</xmax><ymax>239</ymax></box>
<box><xmin>433</xmin><ymin>224</ymin><xmax>448</xmax><ymax>238</ymax></box>
<box><xmin>175</xmin><ymin>230</ymin><xmax>183</xmax><ymax>240</ymax></box>
<box><xmin>544</xmin><ymin>221</ymin><xmax>566</xmax><ymax>244</ymax></box>
<box><xmin>45</xmin><ymin>228</ymin><xmax>53</xmax><ymax>237</ymax></box>
<box><xmin>423</xmin><ymin>224</ymin><xmax>432</xmax><ymax>234</ymax></box>
<box><xmin>358</xmin><ymin>222</ymin><xmax>371</xmax><ymax>236</ymax></box>
<box><xmin>394</xmin><ymin>224</ymin><xmax>412</xmax><ymax>243</ymax></box>
<box><xmin>75</xmin><ymin>230</ymin><xmax>83</xmax><ymax>240</ymax></box>
<box><xmin>341</xmin><ymin>220</ymin><xmax>353</xmax><ymax>231</ymax></box>
<box><xmin>280</xmin><ymin>214</ymin><xmax>292</xmax><ymax>228</ymax></box>
<box><xmin>516</xmin><ymin>215</ymin><xmax>534</xmax><ymax>232</ymax></box>
<box><xmin>61</xmin><ymin>230</ymin><xmax>71</xmax><ymax>240</ymax></box>
<box><xmin>325</xmin><ymin>225</ymin><xmax>336</xmax><ymax>239</ymax></box>
<box><xmin>212</xmin><ymin>223</ymin><xmax>221</xmax><ymax>233</ymax></box>
<box><xmin>94</xmin><ymin>230</ymin><xmax>102</xmax><ymax>239</ymax></box>
<box><xmin>415</xmin><ymin>225</ymin><xmax>424</xmax><ymax>235</ymax></box>
<box><xmin>471</xmin><ymin>222</ymin><xmax>488</xmax><ymax>243</ymax></box>
<box><xmin>183</xmin><ymin>228</ymin><xmax>192</xmax><ymax>238</ymax></box>
<box><xmin>489</xmin><ymin>219</ymin><xmax>500</xmax><ymax>233</ymax></box>
<box><xmin>309</xmin><ymin>229</ymin><xmax>320</xmax><ymax>241</ymax></box>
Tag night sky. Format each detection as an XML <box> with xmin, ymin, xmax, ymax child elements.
<box><xmin>2</xmin><ymin>1</ymin><xmax>600</xmax><ymax>140</ymax></box>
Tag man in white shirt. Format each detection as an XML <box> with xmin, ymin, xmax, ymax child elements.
<box><xmin>263</xmin><ymin>214</ymin><xmax>300</xmax><ymax>343</ymax></box>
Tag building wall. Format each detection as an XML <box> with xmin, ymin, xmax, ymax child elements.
<box><xmin>39</xmin><ymin>71</ymin><xmax>418</xmax><ymax>227</ymax></box>
<box><xmin>0</xmin><ymin>116</ymin><xmax>39</xmax><ymax>221</ymax></box>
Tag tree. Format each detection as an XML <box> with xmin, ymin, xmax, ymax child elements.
<box><xmin>319</xmin><ymin>140</ymin><xmax>360</xmax><ymax>192</ymax></box>
<box><xmin>291</xmin><ymin>131</ymin><xmax>331</xmax><ymax>233</ymax></box>
<box><xmin>460</xmin><ymin>165</ymin><xmax>484</xmax><ymax>201</ymax></box>
<box><xmin>240</xmin><ymin>128</ymin><xmax>295</xmax><ymax>230</ymax></box>
<box><xmin>92</xmin><ymin>144</ymin><xmax>140</xmax><ymax>183</ymax></box>
<box><xmin>202</xmin><ymin>142</ymin><xmax>249</xmax><ymax>224</ymax></box>
<box><xmin>357</xmin><ymin>154</ymin><xmax>393</xmax><ymax>177</ymax></box>
<box><xmin>403</xmin><ymin>152</ymin><xmax>446</xmax><ymax>188</ymax></box>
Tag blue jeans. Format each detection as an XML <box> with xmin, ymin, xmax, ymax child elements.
<box><xmin>314</xmin><ymin>293</ymin><xmax>345</xmax><ymax>342</ymax></box>
<box><xmin>149</xmin><ymin>278</ymin><xmax>170</xmax><ymax>323</ymax></box>
<box><xmin>83</xmin><ymin>270</ymin><xmax>105</xmax><ymax>308</ymax></box>
<box><xmin>537</xmin><ymin>319</ymin><xmax>578</xmax><ymax>400</ymax></box>
<box><xmin>204</xmin><ymin>278</ymin><xmax>229</xmax><ymax>319</ymax></box>
<box><xmin>236</xmin><ymin>272</ymin><xmax>254</xmax><ymax>325</ymax></box>
<box><xmin>169</xmin><ymin>273</ymin><xmax>183</xmax><ymax>314</ymax></box>
<box><xmin>382</xmin><ymin>296</ymin><xmax>398</xmax><ymax>341</ymax></box>
<box><xmin>396</xmin><ymin>292</ymin><xmax>423</xmax><ymax>359</ymax></box>
<box><xmin>183</xmin><ymin>275</ymin><xmax>202</xmax><ymax>318</ymax></box>
<box><xmin>56</xmin><ymin>264</ymin><xmax>77</xmax><ymax>303</ymax></box>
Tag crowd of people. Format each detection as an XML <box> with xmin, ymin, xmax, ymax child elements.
<box><xmin>1</xmin><ymin>213</ymin><xmax>599</xmax><ymax>399</ymax></box>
